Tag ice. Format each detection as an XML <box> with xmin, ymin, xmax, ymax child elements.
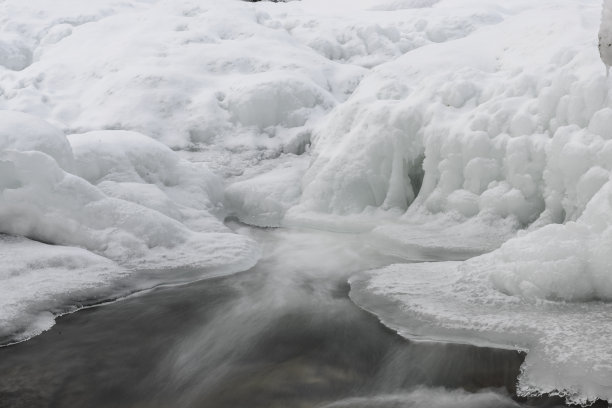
<box><xmin>295</xmin><ymin>0</ymin><xmax>599</xmax><ymax>228</ymax></box>
<box><xmin>321</xmin><ymin>388</ymin><xmax>519</xmax><ymax>408</ymax></box>
<box><xmin>350</xmin><ymin>257</ymin><xmax>612</xmax><ymax>405</ymax></box>
<box><xmin>0</xmin><ymin>234</ymin><xmax>126</xmax><ymax>343</ymax></box>
<box><xmin>367</xmin><ymin>212</ymin><xmax>518</xmax><ymax>261</ymax></box>
<box><xmin>0</xmin><ymin>0</ymin><xmax>365</xmax><ymax>176</ymax></box>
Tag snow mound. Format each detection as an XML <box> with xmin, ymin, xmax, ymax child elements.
<box><xmin>0</xmin><ymin>115</ymin><xmax>254</xmax><ymax>268</ymax></box>
<box><xmin>224</xmin><ymin>74</ymin><xmax>333</xmax><ymax>130</ymax></box>
<box><xmin>0</xmin><ymin>0</ymin><xmax>364</xmax><ymax>176</ymax></box>
<box><xmin>68</xmin><ymin>130</ymin><xmax>225</xmax><ymax>233</ymax></box>
<box><xmin>0</xmin><ymin>111</ymin><xmax>260</xmax><ymax>342</ymax></box>
<box><xmin>0</xmin><ymin>38</ymin><xmax>32</xmax><ymax>71</ymax></box>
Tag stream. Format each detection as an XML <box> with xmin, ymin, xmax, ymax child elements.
<box><xmin>0</xmin><ymin>225</ymin><xmax>568</xmax><ymax>408</ymax></box>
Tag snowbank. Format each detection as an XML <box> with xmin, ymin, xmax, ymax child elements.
<box><xmin>0</xmin><ymin>111</ymin><xmax>260</xmax><ymax>342</ymax></box>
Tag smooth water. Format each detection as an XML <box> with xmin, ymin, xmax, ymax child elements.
<box><xmin>0</xmin><ymin>226</ymin><xmax>566</xmax><ymax>408</ymax></box>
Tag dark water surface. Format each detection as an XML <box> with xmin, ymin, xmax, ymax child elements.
<box><xmin>0</xmin><ymin>227</ymin><xmax>567</xmax><ymax>408</ymax></box>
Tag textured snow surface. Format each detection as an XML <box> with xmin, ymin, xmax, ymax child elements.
<box><xmin>0</xmin><ymin>234</ymin><xmax>127</xmax><ymax>343</ymax></box>
<box><xmin>0</xmin><ymin>111</ymin><xmax>260</xmax><ymax>342</ymax></box>
<box><xmin>0</xmin><ymin>0</ymin><xmax>364</xmax><ymax>177</ymax></box>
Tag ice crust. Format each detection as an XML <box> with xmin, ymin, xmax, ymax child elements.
<box><xmin>0</xmin><ymin>234</ymin><xmax>127</xmax><ymax>343</ymax></box>
<box><xmin>350</xmin><ymin>259</ymin><xmax>612</xmax><ymax>405</ymax></box>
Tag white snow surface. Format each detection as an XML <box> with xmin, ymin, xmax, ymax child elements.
<box><xmin>0</xmin><ymin>111</ymin><xmax>260</xmax><ymax>342</ymax></box>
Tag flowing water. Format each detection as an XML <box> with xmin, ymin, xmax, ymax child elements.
<box><xmin>0</xmin><ymin>225</ymin><xmax>568</xmax><ymax>408</ymax></box>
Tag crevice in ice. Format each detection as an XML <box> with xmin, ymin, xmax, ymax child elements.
<box><xmin>407</xmin><ymin>154</ymin><xmax>425</xmax><ymax>201</ymax></box>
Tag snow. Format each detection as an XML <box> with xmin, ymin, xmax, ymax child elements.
<box><xmin>68</xmin><ymin>130</ymin><xmax>226</xmax><ymax>233</ymax></box>
<box><xmin>293</xmin><ymin>0</ymin><xmax>601</xmax><ymax>227</ymax></box>
<box><xmin>0</xmin><ymin>234</ymin><xmax>126</xmax><ymax>344</ymax></box>
<box><xmin>0</xmin><ymin>110</ymin><xmax>74</xmax><ymax>171</ymax></box>
<box><xmin>0</xmin><ymin>111</ymin><xmax>260</xmax><ymax>342</ymax></box>
<box><xmin>322</xmin><ymin>388</ymin><xmax>519</xmax><ymax>408</ymax></box>
<box><xmin>0</xmin><ymin>0</ymin><xmax>366</xmax><ymax>177</ymax></box>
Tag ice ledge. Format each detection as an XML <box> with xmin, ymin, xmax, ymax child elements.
<box><xmin>349</xmin><ymin>261</ymin><xmax>612</xmax><ymax>406</ymax></box>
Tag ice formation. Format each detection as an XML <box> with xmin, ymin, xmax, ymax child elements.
<box><xmin>350</xmin><ymin>258</ymin><xmax>612</xmax><ymax>405</ymax></box>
